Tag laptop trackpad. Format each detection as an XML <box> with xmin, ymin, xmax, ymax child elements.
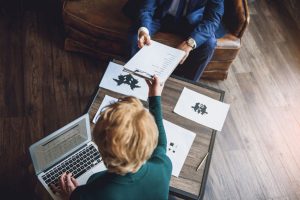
<box><xmin>77</xmin><ymin>170</ymin><xmax>95</xmax><ymax>185</ymax></box>
<box><xmin>77</xmin><ymin>162</ymin><xmax>107</xmax><ymax>185</ymax></box>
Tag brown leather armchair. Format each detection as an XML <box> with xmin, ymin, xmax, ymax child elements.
<box><xmin>62</xmin><ymin>0</ymin><xmax>249</xmax><ymax>80</ymax></box>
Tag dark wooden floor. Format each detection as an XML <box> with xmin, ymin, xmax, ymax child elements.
<box><xmin>0</xmin><ymin>0</ymin><xmax>299</xmax><ymax>199</ymax></box>
<box><xmin>203</xmin><ymin>1</ymin><xmax>300</xmax><ymax>199</ymax></box>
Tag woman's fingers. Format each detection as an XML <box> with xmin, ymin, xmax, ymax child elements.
<box><xmin>50</xmin><ymin>183</ymin><xmax>61</xmax><ymax>194</ymax></box>
<box><xmin>66</xmin><ymin>173</ymin><xmax>74</xmax><ymax>191</ymax></box>
<box><xmin>65</xmin><ymin>173</ymin><xmax>78</xmax><ymax>192</ymax></box>
<box><xmin>145</xmin><ymin>79</ymin><xmax>152</xmax><ymax>87</ymax></box>
<box><xmin>59</xmin><ymin>172</ymin><xmax>67</xmax><ymax>192</ymax></box>
<box><xmin>71</xmin><ymin>177</ymin><xmax>79</xmax><ymax>187</ymax></box>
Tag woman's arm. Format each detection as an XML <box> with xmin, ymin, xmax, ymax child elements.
<box><xmin>149</xmin><ymin>96</ymin><xmax>167</xmax><ymax>151</ymax></box>
<box><xmin>146</xmin><ymin>76</ymin><xmax>167</xmax><ymax>153</ymax></box>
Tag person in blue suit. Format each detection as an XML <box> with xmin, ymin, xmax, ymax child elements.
<box><xmin>124</xmin><ymin>0</ymin><xmax>224</xmax><ymax>81</ymax></box>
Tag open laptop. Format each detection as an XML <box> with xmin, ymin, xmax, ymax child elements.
<box><xmin>29</xmin><ymin>114</ymin><xmax>106</xmax><ymax>199</ymax></box>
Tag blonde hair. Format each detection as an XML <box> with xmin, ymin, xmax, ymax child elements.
<box><xmin>93</xmin><ymin>96</ymin><xmax>158</xmax><ymax>175</ymax></box>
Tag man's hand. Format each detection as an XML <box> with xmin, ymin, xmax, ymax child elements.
<box><xmin>138</xmin><ymin>31</ymin><xmax>151</xmax><ymax>49</ymax></box>
<box><xmin>146</xmin><ymin>75</ymin><xmax>164</xmax><ymax>97</ymax></box>
<box><xmin>178</xmin><ymin>41</ymin><xmax>193</xmax><ymax>64</ymax></box>
<box><xmin>51</xmin><ymin>172</ymin><xmax>79</xmax><ymax>200</ymax></box>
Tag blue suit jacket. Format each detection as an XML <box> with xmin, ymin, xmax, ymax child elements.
<box><xmin>138</xmin><ymin>0</ymin><xmax>224</xmax><ymax>46</ymax></box>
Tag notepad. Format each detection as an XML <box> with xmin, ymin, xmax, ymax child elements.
<box><xmin>124</xmin><ymin>40</ymin><xmax>185</xmax><ymax>82</ymax></box>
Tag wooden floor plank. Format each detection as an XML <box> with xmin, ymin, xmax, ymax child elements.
<box><xmin>226</xmin><ymin>150</ymin><xmax>266</xmax><ymax>200</ymax></box>
<box><xmin>203</xmin><ymin>143</ymin><xmax>241</xmax><ymax>200</ymax></box>
<box><xmin>0</xmin><ymin>14</ymin><xmax>25</xmax><ymax>117</ymax></box>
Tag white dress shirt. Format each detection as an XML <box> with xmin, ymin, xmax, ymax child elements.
<box><xmin>168</xmin><ymin>0</ymin><xmax>190</xmax><ymax>16</ymax></box>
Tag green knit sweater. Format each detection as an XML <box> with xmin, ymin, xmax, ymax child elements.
<box><xmin>70</xmin><ymin>96</ymin><xmax>172</xmax><ymax>200</ymax></box>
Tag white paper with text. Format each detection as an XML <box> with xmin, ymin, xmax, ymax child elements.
<box><xmin>124</xmin><ymin>41</ymin><xmax>185</xmax><ymax>82</ymax></box>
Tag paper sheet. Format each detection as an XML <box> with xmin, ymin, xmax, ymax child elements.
<box><xmin>124</xmin><ymin>40</ymin><xmax>185</xmax><ymax>82</ymax></box>
<box><xmin>174</xmin><ymin>87</ymin><xmax>230</xmax><ymax>131</ymax></box>
<box><xmin>164</xmin><ymin>120</ymin><xmax>196</xmax><ymax>177</ymax></box>
<box><xmin>92</xmin><ymin>95</ymin><xmax>118</xmax><ymax>124</ymax></box>
<box><xmin>99</xmin><ymin>62</ymin><xmax>148</xmax><ymax>101</ymax></box>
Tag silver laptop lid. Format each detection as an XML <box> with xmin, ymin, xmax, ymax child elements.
<box><xmin>29</xmin><ymin>114</ymin><xmax>91</xmax><ymax>174</ymax></box>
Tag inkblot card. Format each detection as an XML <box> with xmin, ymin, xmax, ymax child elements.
<box><xmin>99</xmin><ymin>62</ymin><xmax>148</xmax><ymax>101</ymax></box>
<box><xmin>174</xmin><ymin>87</ymin><xmax>230</xmax><ymax>131</ymax></box>
<box><xmin>163</xmin><ymin>120</ymin><xmax>196</xmax><ymax>177</ymax></box>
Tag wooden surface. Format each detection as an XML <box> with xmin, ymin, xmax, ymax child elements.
<box><xmin>87</xmin><ymin>76</ymin><xmax>223</xmax><ymax>199</ymax></box>
<box><xmin>0</xmin><ymin>0</ymin><xmax>300</xmax><ymax>199</ymax></box>
<box><xmin>202</xmin><ymin>1</ymin><xmax>300</xmax><ymax>199</ymax></box>
<box><xmin>277</xmin><ymin>0</ymin><xmax>300</xmax><ymax>30</ymax></box>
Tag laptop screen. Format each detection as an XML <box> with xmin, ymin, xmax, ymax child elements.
<box><xmin>30</xmin><ymin>114</ymin><xmax>91</xmax><ymax>174</ymax></box>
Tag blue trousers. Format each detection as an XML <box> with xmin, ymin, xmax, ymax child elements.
<box><xmin>128</xmin><ymin>16</ymin><xmax>216</xmax><ymax>81</ymax></box>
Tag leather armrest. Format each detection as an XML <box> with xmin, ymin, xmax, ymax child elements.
<box><xmin>217</xmin><ymin>34</ymin><xmax>240</xmax><ymax>49</ymax></box>
<box><xmin>223</xmin><ymin>0</ymin><xmax>250</xmax><ymax>38</ymax></box>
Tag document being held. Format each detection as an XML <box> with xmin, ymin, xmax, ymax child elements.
<box><xmin>124</xmin><ymin>40</ymin><xmax>185</xmax><ymax>82</ymax></box>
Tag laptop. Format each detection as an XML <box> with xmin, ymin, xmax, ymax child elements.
<box><xmin>29</xmin><ymin>114</ymin><xmax>107</xmax><ymax>199</ymax></box>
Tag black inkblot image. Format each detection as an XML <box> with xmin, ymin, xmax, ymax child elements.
<box><xmin>191</xmin><ymin>103</ymin><xmax>208</xmax><ymax>115</ymax></box>
<box><xmin>168</xmin><ymin>142</ymin><xmax>178</xmax><ymax>153</ymax></box>
<box><xmin>113</xmin><ymin>74</ymin><xmax>141</xmax><ymax>90</ymax></box>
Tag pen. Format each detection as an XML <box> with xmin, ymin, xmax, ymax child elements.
<box><xmin>196</xmin><ymin>152</ymin><xmax>209</xmax><ymax>171</ymax></box>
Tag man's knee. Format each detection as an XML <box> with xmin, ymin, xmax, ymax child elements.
<box><xmin>201</xmin><ymin>36</ymin><xmax>217</xmax><ymax>52</ymax></box>
<box><xmin>191</xmin><ymin>36</ymin><xmax>216</xmax><ymax>59</ymax></box>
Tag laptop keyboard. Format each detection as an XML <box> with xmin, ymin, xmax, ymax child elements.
<box><xmin>42</xmin><ymin>144</ymin><xmax>102</xmax><ymax>188</ymax></box>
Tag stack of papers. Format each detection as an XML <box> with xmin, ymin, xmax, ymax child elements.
<box><xmin>124</xmin><ymin>40</ymin><xmax>185</xmax><ymax>82</ymax></box>
<box><xmin>99</xmin><ymin>40</ymin><xmax>185</xmax><ymax>100</ymax></box>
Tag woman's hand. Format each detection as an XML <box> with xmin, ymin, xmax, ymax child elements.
<box><xmin>146</xmin><ymin>75</ymin><xmax>164</xmax><ymax>97</ymax></box>
<box><xmin>51</xmin><ymin>172</ymin><xmax>79</xmax><ymax>200</ymax></box>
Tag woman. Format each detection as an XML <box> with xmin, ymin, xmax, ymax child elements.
<box><xmin>54</xmin><ymin>76</ymin><xmax>172</xmax><ymax>200</ymax></box>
